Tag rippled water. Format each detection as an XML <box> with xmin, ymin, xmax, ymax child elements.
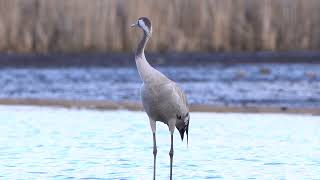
<box><xmin>0</xmin><ymin>106</ymin><xmax>319</xmax><ymax>179</ymax></box>
<box><xmin>1</xmin><ymin>63</ymin><xmax>320</xmax><ymax>107</ymax></box>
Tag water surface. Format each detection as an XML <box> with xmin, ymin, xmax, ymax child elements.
<box><xmin>0</xmin><ymin>106</ymin><xmax>319</xmax><ymax>179</ymax></box>
<box><xmin>1</xmin><ymin>63</ymin><xmax>320</xmax><ymax>108</ymax></box>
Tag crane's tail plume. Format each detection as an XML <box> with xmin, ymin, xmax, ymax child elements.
<box><xmin>178</xmin><ymin>121</ymin><xmax>189</xmax><ymax>147</ymax></box>
<box><xmin>186</xmin><ymin>123</ymin><xmax>189</xmax><ymax>146</ymax></box>
<box><xmin>179</xmin><ymin>128</ymin><xmax>185</xmax><ymax>141</ymax></box>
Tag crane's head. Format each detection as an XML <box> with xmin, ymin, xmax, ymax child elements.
<box><xmin>130</xmin><ymin>17</ymin><xmax>152</xmax><ymax>37</ymax></box>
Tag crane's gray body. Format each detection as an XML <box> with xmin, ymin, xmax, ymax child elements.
<box><xmin>140</xmin><ymin>69</ymin><xmax>189</xmax><ymax>127</ymax></box>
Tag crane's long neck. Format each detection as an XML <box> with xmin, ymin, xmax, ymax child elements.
<box><xmin>135</xmin><ymin>31</ymin><xmax>154</xmax><ymax>83</ymax></box>
<box><xmin>136</xmin><ymin>31</ymin><xmax>149</xmax><ymax>56</ymax></box>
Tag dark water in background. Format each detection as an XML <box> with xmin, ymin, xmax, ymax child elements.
<box><xmin>0</xmin><ymin>63</ymin><xmax>320</xmax><ymax>108</ymax></box>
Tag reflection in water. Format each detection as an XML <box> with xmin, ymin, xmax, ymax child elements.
<box><xmin>0</xmin><ymin>106</ymin><xmax>319</xmax><ymax>179</ymax></box>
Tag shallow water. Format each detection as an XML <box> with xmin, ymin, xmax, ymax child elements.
<box><xmin>0</xmin><ymin>106</ymin><xmax>319</xmax><ymax>179</ymax></box>
<box><xmin>1</xmin><ymin>63</ymin><xmax>320</xmax><ymax>108</ymax></box>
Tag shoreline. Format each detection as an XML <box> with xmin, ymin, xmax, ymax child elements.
<box><xmin>1</xmin><ymin>52</ymin><xmax>320</xmax><ymax>68</ymax></box>
<box><xmin>1</xmin><ymin>98</ymin><xmax>319</xmax><ymax>115</ymax></box>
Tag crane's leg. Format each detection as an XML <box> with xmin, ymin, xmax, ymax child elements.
<box><xmin>149</xmin><ymin>119</ymin><xmax>157</xmax><ymax>180</ymax></box>
<box><xmin>169</xmin><ymin>134</ymin><xmax>174</xmax><ymax>180</ymax></box>
<box><xmin>168</xmin><ymin>119</ymin><xmax>175</xmax><ymax>180</ymax></box>
<box><xmin>152</xmin><ymin>132</ymin><xmax>157</xmax><ymax>180</ymax></box>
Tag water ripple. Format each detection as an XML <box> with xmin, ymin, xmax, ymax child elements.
<box><xmin>28</xmin><ymin>171</ymin><xmax>48</xmax><ymax>174</ymax></box>
<box><xmin>205</xmin><ymin>175</ymin><xmax>223</xmax><ymax>179</ymax></box>
<box><xmin>234</xmin><ymin>158</ymin><xmax>260</xmax><ymax>162</ymax></box>
<box><xmin>263</xmin><ymin>162</ymin><xmax>285</xmax><ymax>166</ymax></box>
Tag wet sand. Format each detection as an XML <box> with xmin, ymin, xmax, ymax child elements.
<box><xmin>1</xmin><ymin>98</ymin><xmax>319</xmax><ymax>115</ymax></box>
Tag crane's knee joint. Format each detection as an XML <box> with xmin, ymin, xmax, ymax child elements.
<box><xmin>169</xmin><ymin>149</ymin><xmax>174</xmax><ymax>158</ymax></box>
<box><xmin>153</xmin><ymin>148</ymin><xmax>157</xmax><ymax>156</ymax></box>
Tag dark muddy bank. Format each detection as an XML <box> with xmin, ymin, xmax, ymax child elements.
<box><xmin>0</xmin><ymin>51</ymin><xmax>320</xmax><ymax>68</ymax></box>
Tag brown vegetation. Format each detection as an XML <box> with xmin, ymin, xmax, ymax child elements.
<box><xmin>0</xmin><ymin>0</ymin><xmax>319</xmax><ymax>53</ymax></box>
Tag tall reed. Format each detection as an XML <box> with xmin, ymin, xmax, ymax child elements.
<box><xmin>0</xmin><ymin>0</ymin><xmax>319</xmax><ymax>53</ymax></box>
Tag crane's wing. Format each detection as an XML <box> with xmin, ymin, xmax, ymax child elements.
<box><xmin>170</xmin><ymin>82</ymin><xmax>189</xmax><ymax>113</ymax></box>
<box><xmin>173</xmin><ymin>83</ymin><xmax>189</xmax><ymax>107</ymax></box>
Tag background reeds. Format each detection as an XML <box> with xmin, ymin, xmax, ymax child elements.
<box><xmin>0</xmin><ymin>0</ymin><xmax>319</xmax><ymax>53</ymax></box>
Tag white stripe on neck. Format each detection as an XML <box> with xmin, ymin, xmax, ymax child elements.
<box><xmin>138</xmin><ymin>19</ymin><xmax>149</xmax><ymax>34</ymax></box>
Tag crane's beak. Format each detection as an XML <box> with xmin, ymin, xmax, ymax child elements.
<box><xmin>130</xmin><ymin>23</ymin><xmax>138</xmax><ymax>28</ymax></box>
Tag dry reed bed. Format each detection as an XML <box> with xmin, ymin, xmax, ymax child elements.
<box><xmin>0</xmin><ymin>0</ymin><xmax>319</xmax><ymax>53</ymax></box>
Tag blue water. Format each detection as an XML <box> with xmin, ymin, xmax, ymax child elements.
<box><xmin>0</xmin><ymin>106</ymin><xmax>319</xmax><ymax>179</ymax></box>
<box><xmin>1</xmin><ymin>63</ymin><xmax>320</xmax><ymax>108</ymax></box>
